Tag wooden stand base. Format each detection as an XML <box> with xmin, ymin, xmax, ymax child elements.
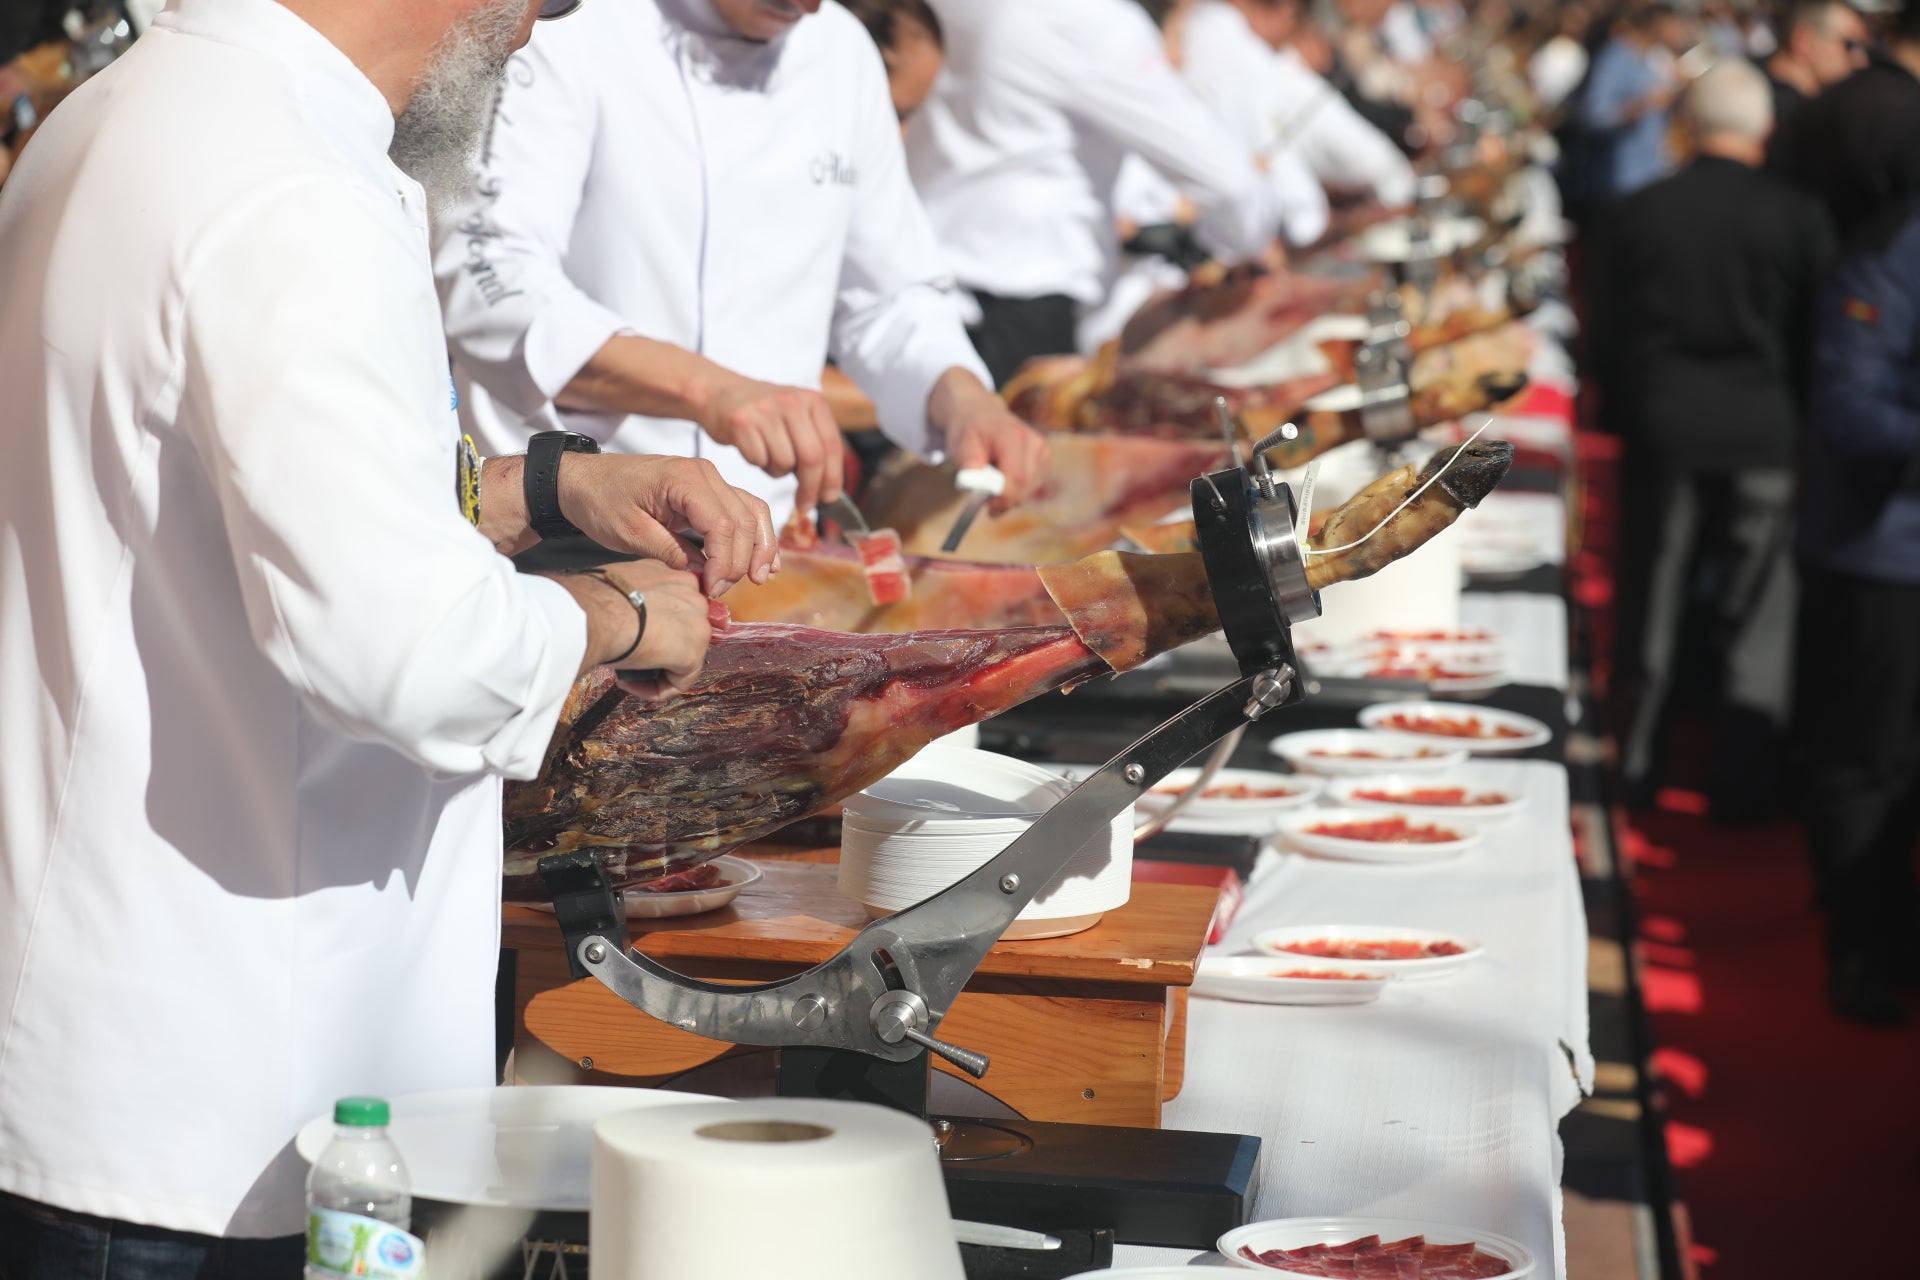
<box><xmin>501</xmin><ymin>852</ymin><xmax>1219</xmax><ymax>1128</ymax></box>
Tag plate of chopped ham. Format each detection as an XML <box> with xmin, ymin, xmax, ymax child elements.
<box><xmin>1326</xmin><ymin>774</ymin><xmax>1526</xmax><ymax>824</ymax></box>
<box><xmin>1250</xmin><ymin>925</ymin><xmax>1484</xmax><ymax>979</ymax></box>
<box><xmin>1191</xmin><ymin>955</ymin><xmax>1397</xmax><ymax>1005</ymax></box>
<box><xmin>1276</xmin><ymin>808</ymin><xmax>1483</xmax><ymax>863</ymax></box>
<box><xmin>1219</xmin><ymin>1218</ymin><xmax>1534</xmax><ymax>1277</ymax></box>
<box><xmin>1359</xmin><ymin>702</ymin><xmax>1552</xmax><ymax>753</ymax></box>
<box><xmin>526</xmin><ymin>854</ymin><xmax>762</xmax><ymax>919</ymax></box>
<box><xmin>1139</xmin><ymin>767</ymin><xmax>1325</xmax><ymax>830</ymax></box>
<box><xmin>1267</xmin><ymin>730</ymin><xmax>1469</xmax><ymax>777</ymax></box>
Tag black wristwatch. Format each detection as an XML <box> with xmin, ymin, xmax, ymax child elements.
<box><xmin>524</xmin><ymin>430</ymin><xmax>600</xmax><ymax>540</ymax></box>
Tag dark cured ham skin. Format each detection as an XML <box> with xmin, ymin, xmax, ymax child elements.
<box><xmin>1239</xmin><ymin>1235</ymin><xmax>1510</xmax><ymax>1277</ymax></box>
<box><xmin>501</xmin><ymin>622</ymin><xmax>1108</xmax><ymax>897</ymax></box>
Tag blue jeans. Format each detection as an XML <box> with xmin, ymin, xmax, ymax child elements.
<box><xmin>0</xmin><ymin>1192</ymin><xmax>304</xmax><ymax>1279</ymax></box>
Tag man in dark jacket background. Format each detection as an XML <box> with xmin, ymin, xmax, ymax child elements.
<box><xmin>1595</xmin><ymin>57</ymin><xmax>1836</xmax><ymax>819</ymax></box>
<box><xmin>1763</xmin><ymin>0</ymin><xmax>1870</xmax><ymax>147</ymax></box>
<box><xmin>1776</xmin><ymin>0</ymin><xmax>1920</xmax><ymax>246</ymax></box>
<box><xmin>1799</xmin><ymin>204</ymin><xmax>1920</xmax><ymax>1025</ymax></box>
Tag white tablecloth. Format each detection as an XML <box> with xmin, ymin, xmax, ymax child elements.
<box><xmin>1459</xmin><ymin>593</ymin><xmax>1571</xmax><ymax>692</ymax></box>
<box><xmin>1114</xmin><ymin>760</ymin><xmax>1591</xmax><ymax>1275</ymax></box>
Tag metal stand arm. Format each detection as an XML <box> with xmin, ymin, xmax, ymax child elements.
<box><xmin>566</xmin><ymin>664</ymin><xmax>1300</xmax><ymax>1075</ymax></box>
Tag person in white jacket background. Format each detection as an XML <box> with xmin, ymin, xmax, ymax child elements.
<box><xmin>1182</xmin><ymin>0</ymin><xmax>1418</xmax><ymax>213</ymax></box>
<box><xmin>906</xmin><ymin>0</ymin><xmax>1319</xmax><ymax>386</ymax></box>
<box><xmin>435</xmin><ymin>0</ymin><xmax>1048</xmax><ymax>526</ymax></box>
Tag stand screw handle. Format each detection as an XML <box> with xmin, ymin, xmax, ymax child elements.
<box><xmin>902</xmin><ymin>1027</ymin><xmax>991</xmax><ymax>1079</ymax></box>
<box><xmin>870</xmin><ymin>988</ymin><xmax>992</xmax><ymax>1078</ymax></box>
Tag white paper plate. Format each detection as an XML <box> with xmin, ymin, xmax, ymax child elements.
<box><xmin>1220</xmin><ymin>1217</ymin><xmax>1535</xmax><ymax>1276</ymax></box>
<box><xmin>1347</xmin><ymin>647</ymin><xmax>1510</xmax><ymax>693</ymax></box>
<box><xmin>1065</xmin><ymin>1268</ymin><xmax>1239</xmax><ymax>1278</ymax></box>
<box><xmin>296</xmin><ymin>1086</ymin><xmax>718</xmax><ymax>1211</ymax></box>
<box><xmin>1275</xmin><ymin>807</ymin><xmax>1482</xmax><ymax>863</ymax></box>
<box><xmin>1251</xmin><ymin>924</ymin><xmax>1484</xmax><ymax>979</ymax></box>
<box><xmin>1363</xmin><ymin>629</ymin><xmax>1503</xmax><ymax>647</ymax></box>
<box><xmin>1359</xmin><ymin>701</ymin><xmax>1553</xmax><ymax>753</ymax></box>
<box><xmin>1066</xmin><ymin>1268</ymin><xmax>1240</xmax><ymax>1278</ymax></box>
<box><xmin>1138</xmin><ymin>768</ymin><xmax>1325</xmax><ymax>824</ymax></box>
<box><xmin>1325</xmin><ymin>773</ymin><xmax>1527</xmax><ymax>823</ymax></box>
<box><xmin>1192</xmin><ymin>955</ymin><xmax>1395</xmax><ymax>1005</ymax></box>
<box><xmin>1266</xmin><ymin>730</ymin><xmax>1469</xmax><ymax>777</ymax></box>
<box><xmin>524</xmin><ymin>855</ymin><xmax>761</xmax><ymax>919</ymax></box>
<box><xmin>1358</xmin><ymin>214</ymin><xmax>1488</xmax><ymax>262</ymax></box>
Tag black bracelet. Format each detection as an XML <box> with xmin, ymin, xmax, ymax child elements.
<box><xmin>580</xmin><ymin>570</ymin><xmax>647</xmax><ymax>665</ymax></box>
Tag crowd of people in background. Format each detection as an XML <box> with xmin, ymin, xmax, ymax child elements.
<box><xmin>1563</xmin><ymin>0</ymin><xmax>1920</xmax><ymax>1026</ymax></box>
<box><xmin>1</xmin><ymin>1</ymin><xmax>1915</xmax><ymax>1024</ymax></box>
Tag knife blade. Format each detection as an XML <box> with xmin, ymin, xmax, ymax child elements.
<box><xmin>951</xmin><ymin>1220</ymin><xmax>1061</xmax><ymax>1251</ymax></box>
<box><xmin>820</xmin><ymin>493</ymin><xmax>871</xmax><ymax>541</ymax></box>
<box><xmin>938</xmin><ymin>466</ymin><xmax>1006</xmax><ymax>554</ymax></box>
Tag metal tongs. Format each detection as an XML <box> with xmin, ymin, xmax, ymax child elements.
<box><xmin>938</xmin><ymin>466</ymin><xmax>1007</xmax><ymax>553</ymax></box>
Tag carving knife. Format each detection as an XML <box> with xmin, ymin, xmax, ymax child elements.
<box><xmin>938</xmin><ymin>466</ymin><xmax>1006</xmax><ymax>554</ymax></box>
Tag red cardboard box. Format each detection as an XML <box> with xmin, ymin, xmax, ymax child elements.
<box><xmin>1131</xmin><ymin>860</ymin><xmax>1243</xmax><ymax>945</ymax></box>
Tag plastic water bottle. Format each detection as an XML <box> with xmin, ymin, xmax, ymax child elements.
<box><xmin>305</xmin><ymin>1096</ymin><xmax>426</xmax><ymax>1279</ymax></box>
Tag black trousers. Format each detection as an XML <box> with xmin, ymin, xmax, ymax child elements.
<box><xmin>1799</xmin><ymin>568</ymin><xmax>1920</xmax><ymax>963</ymax></box>
<box><xmin>1611</xmin><ymin>464</ymin><xmax>1798</xmax><ymax>807</ymax></box>
<box><xmin>965</xmin><ymin>291</ymin><xmax>1080</xmax><ymax>389</ymax></box>
<box><xmin>0</xmin><ymin>1192</ymin><xmax>303</xmax><ymax>1280</ymax></box>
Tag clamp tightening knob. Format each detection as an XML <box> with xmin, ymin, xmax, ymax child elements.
<box><xmin>870</xmin><ymin>989</ymin><xmax>991</xmax><ymax>1078</ymax></box>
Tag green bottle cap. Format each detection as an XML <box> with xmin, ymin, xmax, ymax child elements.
<box><xmin>333</xmin><ymin>1096</ymin><xmax>390</xmax><ymax>1127</ymax></box>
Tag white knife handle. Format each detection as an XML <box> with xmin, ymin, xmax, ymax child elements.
<box><xmin>954</xmin><ymin>466</ymin><xmax>1006</xmax><ymax>497</ymax></box>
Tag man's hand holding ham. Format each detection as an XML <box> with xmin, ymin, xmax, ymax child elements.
<box><xmin>482</xmin><ymin>453</ymin><xmax>779</xmax><ymax>598</ymax></box>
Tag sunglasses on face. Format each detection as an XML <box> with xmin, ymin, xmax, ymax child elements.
<box><xmin>538</xmin><ymin>0</ymin><xmax>585</xmax><ymax>19</ymax></box>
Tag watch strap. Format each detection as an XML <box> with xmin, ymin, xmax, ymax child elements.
<box><xmin>525</xmin><ymin>432</ymin><xmax>594</xmax><ymax>540</ymax></box>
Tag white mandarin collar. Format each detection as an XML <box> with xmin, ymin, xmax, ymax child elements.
<box><xmin>153</xmin><ymin>0</ymin><xmax>397</xmax><ymax>168</ymax></box>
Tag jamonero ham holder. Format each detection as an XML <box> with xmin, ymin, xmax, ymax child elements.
<box><xmin>534</xmin><ymin>435</ymin><xmax>1515</xmax><ymax>1255</ymax></box>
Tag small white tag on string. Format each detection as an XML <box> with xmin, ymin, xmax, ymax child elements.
<box><xmin>1294</xmin><ymin>459</ymin><xmax>1320</xmax><ymax>545</ymax></box>
<box><xmin>1304</xmin><ymin>417</ymin><xmax>1495</xmax><ymax>559</ymax></box>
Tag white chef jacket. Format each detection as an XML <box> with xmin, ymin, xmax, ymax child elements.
<box><xmin>435</xmin><ymin>0</ymin><xmax>988</xmax><ymax>526</ymax></box>
<box><xmin>907</xmin><ymin>0</ymin><xmax>1279</xmax><ymax>307</ymax></box>
<box><xmin>1183</xmin><ymin>3</ymin><xmax>1417</xmax><ymax>211</ymax></box>
<box><xmin>0</xmin><ymin>0</ymin><xmax>586</xmax><ymax>1237</ymax></box>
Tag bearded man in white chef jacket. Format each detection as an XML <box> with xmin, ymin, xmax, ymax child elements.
<box><xmin>906</xmin><ymin>0</ymin><xmax>1315</xmax><ymax>387</ymax></box>
<box><xmin>435</xmin><ymin>0</ymin><xmax>1051</xmax><ymax>529</ymax></box>
<box><xmin>1183</xmin><ymin>0</ymin><xmax>1418</xmax><ymax>213</ymax></box>
<box><xmin>0</xmin><ymin>0</ymin><xmax>781</xmax><ymax>1272</ymax></box>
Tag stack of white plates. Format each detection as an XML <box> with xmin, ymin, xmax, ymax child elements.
<box><xmin>839</xmin><ymin>747</ymin><xmax>1132</xmax><ymax>940</ymax></box>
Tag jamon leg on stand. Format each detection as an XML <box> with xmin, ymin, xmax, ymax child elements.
<box><xmin>503</xmin><ymin>440</ymin><xmax>1513</xmax><ymax>896</ymax></box>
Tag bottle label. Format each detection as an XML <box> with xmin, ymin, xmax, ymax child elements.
<box><xmin>305</xmin><ymin>1208</ymin><xmax>425</xmax><ymax>1278</ymax></box>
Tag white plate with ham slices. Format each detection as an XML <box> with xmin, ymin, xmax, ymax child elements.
<box><xmin>1275</xmin><ymin>808</ymin><xmax>1483</xmax><ymax>863</ymax></box>
<box><xmin>1137</xmin><ymin>767</ymin><xmax>1325</xmax><ymax>829</ymax></box>
<box><xmin>525</xmin><ymin>855</ymin><xmax>762</xmax><ymax>919</ymax></box>
<box><xmin>1250</xmin><ymin>924</ymin><xmax>1484</xmax><ymax>980</ymax></box>
<box><xmin>1220</xmin><ymin>1217</ymin><xmax>1535</xmax><ymax>1277</ymax></box>
<box><xmin>1267</xmin><ymin>730</ymin><xmax>1469</xmax><ymax>777</ymax></box>
<box><xmin>1191</xmin><ymin>955</ymin><xmax>1396</xmax><ymax>1005</ymax></box>
<box><xmin>1360</xmin><ymin>702</ymin><xmax>1553</xmax><ymax>753</ymax></box>
<box><xmin>1325</xmin><ymin>774</ymin><xmax>1527</xmax><ymax>824</ymax></box>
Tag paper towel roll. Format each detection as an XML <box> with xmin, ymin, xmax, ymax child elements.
<box><xmin>591</xmin><ymin>1099</ymin><xmax>964</xmax><ymax>1280</ymax></box>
